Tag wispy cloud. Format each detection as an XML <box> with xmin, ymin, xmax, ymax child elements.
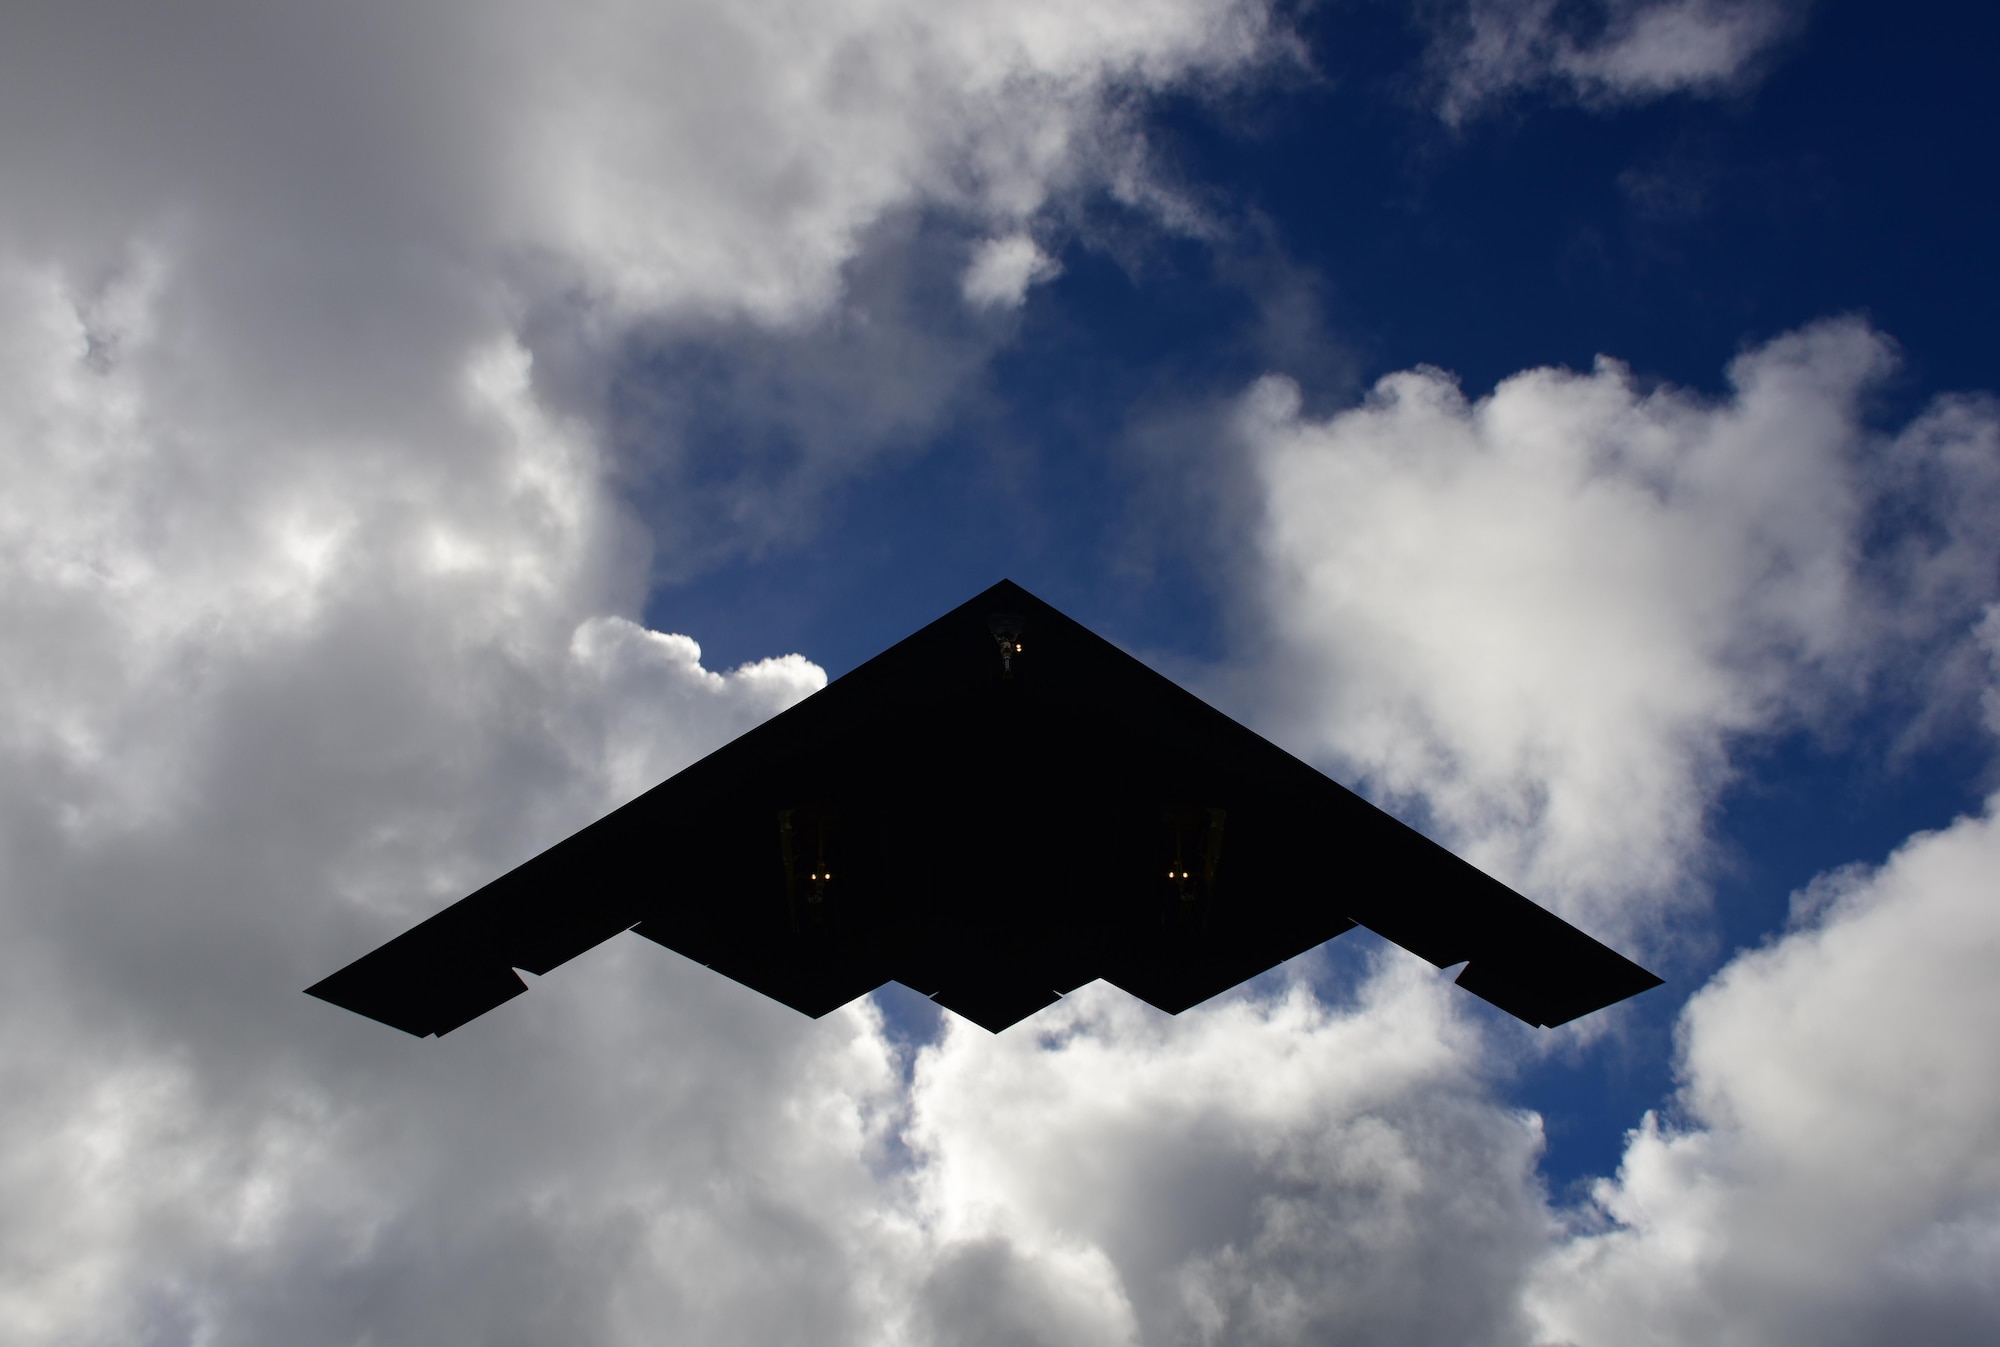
<box><xmin>1425</xmin><ymin>0</ymin><xmax>1805</xmax><ymax>123</ymax></box>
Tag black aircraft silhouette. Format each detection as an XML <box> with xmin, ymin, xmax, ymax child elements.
<box><xmin>308</xmin><ymin>580</ymin><xmax>1661</xmax><ymax>1036</ymax></box>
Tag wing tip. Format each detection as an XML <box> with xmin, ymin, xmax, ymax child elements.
<box><xmin>304</xmin><ymin>959</ymin><xmax>529</xmax><ymax>1038</ymax></box>
<box><xmin>1454</xmin><ymin>956</ymin><xmax>1664</xmax><ymax>1028</ymax></box>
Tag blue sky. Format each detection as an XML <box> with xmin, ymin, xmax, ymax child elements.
<box><xmin>3</xmin><ymin>1</ymin><xmax>1999</xmax><ymax>1343</ymax></box>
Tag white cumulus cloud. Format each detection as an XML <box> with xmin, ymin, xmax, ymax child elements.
<box><xmin>0</xmin><ymin>244</ymin><xmax>848</xmax><ymax>1342</ymax></box>
<box><xmin>1244</xmin><ymin>320</ymin><xmax>2000</xmax><ymax>940</ymax></box>
<box><xmin>1529</xmin><ymin>780</ymin><xmax>2000</xmax><ymax>1346</ymax></box>
<box><xmin>902</xmin><ymin>961</ymin><xmax>1551</xmax><ymax>1346</ymax></box>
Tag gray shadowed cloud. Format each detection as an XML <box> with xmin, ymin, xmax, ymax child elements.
<box><xmin>527</xmin><ymin>211</ymin><xmax>1049</xmax><ymax>582</ymax></box>
<box><xmin>0</xmin><ymin>0</ymin><xmax>1297</xmax><ymax>1339</ymax></box>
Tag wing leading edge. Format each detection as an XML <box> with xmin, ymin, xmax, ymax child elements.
<box><xmin>307</xmin><ymin>580</ymin><xmax>1662</xmax><ymax>1036</ymax></box>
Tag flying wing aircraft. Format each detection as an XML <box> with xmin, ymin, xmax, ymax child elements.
<box><xmin>307</xmin><ymin>580</ymin><xmax>1662</xmax><ymax>1036</ymax></box>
